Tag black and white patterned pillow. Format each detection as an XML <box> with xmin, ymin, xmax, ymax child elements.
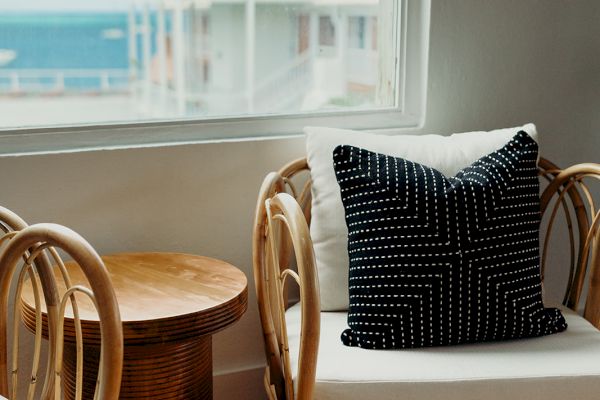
<box><xmin>333</xmin><ymin>131</ymin><xmax>567</xmax><ymax>349</ymax></box>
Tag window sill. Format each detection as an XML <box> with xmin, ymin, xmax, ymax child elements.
<box><xmin>0</xmin><ymin>108</ymin><xmax>425</xmax><ymax>156</ymax></box>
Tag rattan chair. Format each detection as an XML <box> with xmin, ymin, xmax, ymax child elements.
<box><xmin>253</xmin><ymin>157</ymin><xmax>600</xmax><ymax>400</ymax></box>
<box><xmin>0</xmin><ymin>208</ymin><xmax>123</xmax><ymax>400</ymax></box>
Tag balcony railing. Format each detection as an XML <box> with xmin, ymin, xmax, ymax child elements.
<box><xmin>0</xmin><ymin>69</ymin><xmax>130</xmax><ymax>94</ymax></box>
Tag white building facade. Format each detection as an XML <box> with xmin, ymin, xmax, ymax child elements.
<box><xmin>131</xmin><ymin>0</ymin><xmax>382</xmax><ymax>119</ymax></box>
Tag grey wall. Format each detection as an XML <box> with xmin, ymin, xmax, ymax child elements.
<box><xmin>425</xmin><ymin>0</ymin><xmax>600</xmax><ymax>167</ymax></box>
<box><xmin>1</xmin><ymin>1</ymin><xmax>599</xmax><ymax>399</ymax></box>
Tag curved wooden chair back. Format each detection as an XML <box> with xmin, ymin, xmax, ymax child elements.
<box><xmin>0</xmin><ymin>219</ymin><xmax>123</xmax><ymax>400</ymax></box>
<box><xmin>253</xmin><ymin>159</ymin><xmax>317</xmax><ymax>400</ymax></box>
<box><xmin>253</xmin><ymin>157</ymin><xmax>600</xmax><ymax>400</ymax></box>
<box><xmin>539</xmin><ymin>158</ymin><xmax>600</xmax><ymax>325</ymax></box>
<box><xmin>0</xmin><ymin>207</ymin><xmax>60</xmax><ymax>399</ymax></box>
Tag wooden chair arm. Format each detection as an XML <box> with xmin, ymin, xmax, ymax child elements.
<box><xmin>0</xmin><ymin>223</ymin><xmax>123</xmax><ymax>399</ymax></box>
<box><xmin>253</xmin><ymin>166</ymin><xmax>320</xmax><ymax>400</ymax></box>
<box><xmin>539</xmin><ymin>159</ymin><xmax>600</xmax><ymax>327</ymax></box>
<box><xmin>0</xmin><ymin>207</ymin><xmax>60</xmax><ymax>398</ymax></box>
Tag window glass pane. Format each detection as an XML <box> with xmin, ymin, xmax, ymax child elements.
<box><xmin>0</xmin><ymin>0</ymin><xmax>395</xmax><ymax>129</ymax></box>
<box><xmin>348</xmin><ymin>16</ymin><xmax>366</xmax><ymax>49</ymax></box>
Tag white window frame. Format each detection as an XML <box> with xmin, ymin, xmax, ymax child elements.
<box><xmin>0</xmin><ymin>0</ymin><xmax>430</xmax><ymax>156</ymax></box>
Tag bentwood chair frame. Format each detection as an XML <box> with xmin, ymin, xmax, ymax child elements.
<box><xmin>252</xmin><ymin>157</ymin><xmax>600</xmax><ymax>400</ymax></box>
<box><xmin>0</xmin><ymin>209</ymin><xmax>123</xmax><ymax>400</ymax></box>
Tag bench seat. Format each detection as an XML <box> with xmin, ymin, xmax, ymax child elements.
<box><xmin>287</xmin><ymin>303</ymin><xmax>600</xmax><ymax>400</ymax></box>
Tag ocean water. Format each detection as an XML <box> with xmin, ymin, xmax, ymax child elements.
<box><xmin>0</xmin><ymin>13</ymin><xmax>130</xmax><ymax>70</ymax></box>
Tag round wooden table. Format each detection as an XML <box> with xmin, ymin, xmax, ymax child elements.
<box><xmin>20</xmin><ymin>252</ymin><xmax>248</xmax><ymax>400</ymax></box>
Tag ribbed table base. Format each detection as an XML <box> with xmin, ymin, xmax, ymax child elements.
<box><xmin>63</xmin><ymin>336</ymin><xmax>213</xmax><ymax>399</ymax></box>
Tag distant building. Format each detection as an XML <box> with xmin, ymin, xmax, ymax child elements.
<box><xmin>130</xmin><ymin>0</ymin><xmax>380</xmax><ymax>118</ymax></box>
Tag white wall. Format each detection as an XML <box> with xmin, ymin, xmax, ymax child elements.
<box><xmin>1</xmin><ymin>1</ymin><xmax>599</xmax><ymax>399</ymax></box>
<box><xmin>255</xmin><ymin>4</ymin><xmax>298</xmax><ymax>81</ymax></box>
<box><xmin>209</xmin><ymin>5</ymin><xmax>246</xmax><ymax>92</ymax></box>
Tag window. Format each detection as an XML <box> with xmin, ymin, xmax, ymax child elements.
<box><xmin>0</xmin><ymin>1</ymin><xmax>430</xmax><ymax>154</ymax></box>
<box><xmin>319</xmin><ymin>16</ymin><xmax>336</xmax><ymax>47</ymax></box>
<box><xmin>348</xmin><ymin>17</ymin><xmax>366</xmax><ymax>49</ymax></box>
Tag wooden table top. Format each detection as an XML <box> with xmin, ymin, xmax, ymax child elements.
<box><xmin>21</xmin><ymin>252</ymin><xmax>248</xmax><ymax>344</ymax></box>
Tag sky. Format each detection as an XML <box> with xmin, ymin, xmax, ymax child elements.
<box><xmin>0</xmin><ymin>0</ymin><xmax>133</xmax><ymax>12</ymax></box>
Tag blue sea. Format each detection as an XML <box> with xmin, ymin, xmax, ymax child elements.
<box><xmin>0</xmin><ymin>13</ymin><xmax>164</xmax><ymax>91</ymax></box>
<box><xmin>0</xmin><ymin>13</ymin><xmax>130</xmax><ymax>70</ymax></box>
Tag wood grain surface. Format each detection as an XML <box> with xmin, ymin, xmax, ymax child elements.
<box><xmin>21</xmin><ymin>252</ymin><xmax>248</xmax><ymax>399</ymax></box>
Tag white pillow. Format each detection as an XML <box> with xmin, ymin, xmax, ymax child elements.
<box><xmin>305</xmin><ymin>124</ymin><xmax>539</xmax><ymax>311</ymax></box>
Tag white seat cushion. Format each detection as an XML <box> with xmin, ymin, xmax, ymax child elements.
<box><xmin>286</xmin><ymin>303</ymin><xmax>600</xmax><ymax>400</ymax></box>
<box><xmin>305</xmin><ymin>124</ymin><xmax>539</xmax><ymax>311</ymax></box>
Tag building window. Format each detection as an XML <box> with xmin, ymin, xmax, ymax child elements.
<box><xmin>348</xmin><ymin>17</ymin><xmax>366</xmax><ymax>49</ymax></box>
<box><xmin>0</xmin><ymin>1</ymin><xmax>430</xmax><ymax>154</ymax></box>
<box><xmin>318</xmin><ymin>16</ymin><xmax>336</xmax><ymax>47</ymax></box>
<box><xmin>297</xmin><ymin>14</ymin><xmax>310</xmax><ymax>55</ymax></box>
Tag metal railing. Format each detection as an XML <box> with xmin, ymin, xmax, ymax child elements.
<box><xmin>252</xmin><ymin>52</ymin><xmax>312</xmax><ymax>113</ymax></box>
<box><xmin>134</xmin><ymin>52</ymin><xmax>314</xmax><ymax>118</ymax></box>
<box><xmin>0</xmin><ymin>69</ymin><xmax>130</xmax><ymax>94</ymax></box>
